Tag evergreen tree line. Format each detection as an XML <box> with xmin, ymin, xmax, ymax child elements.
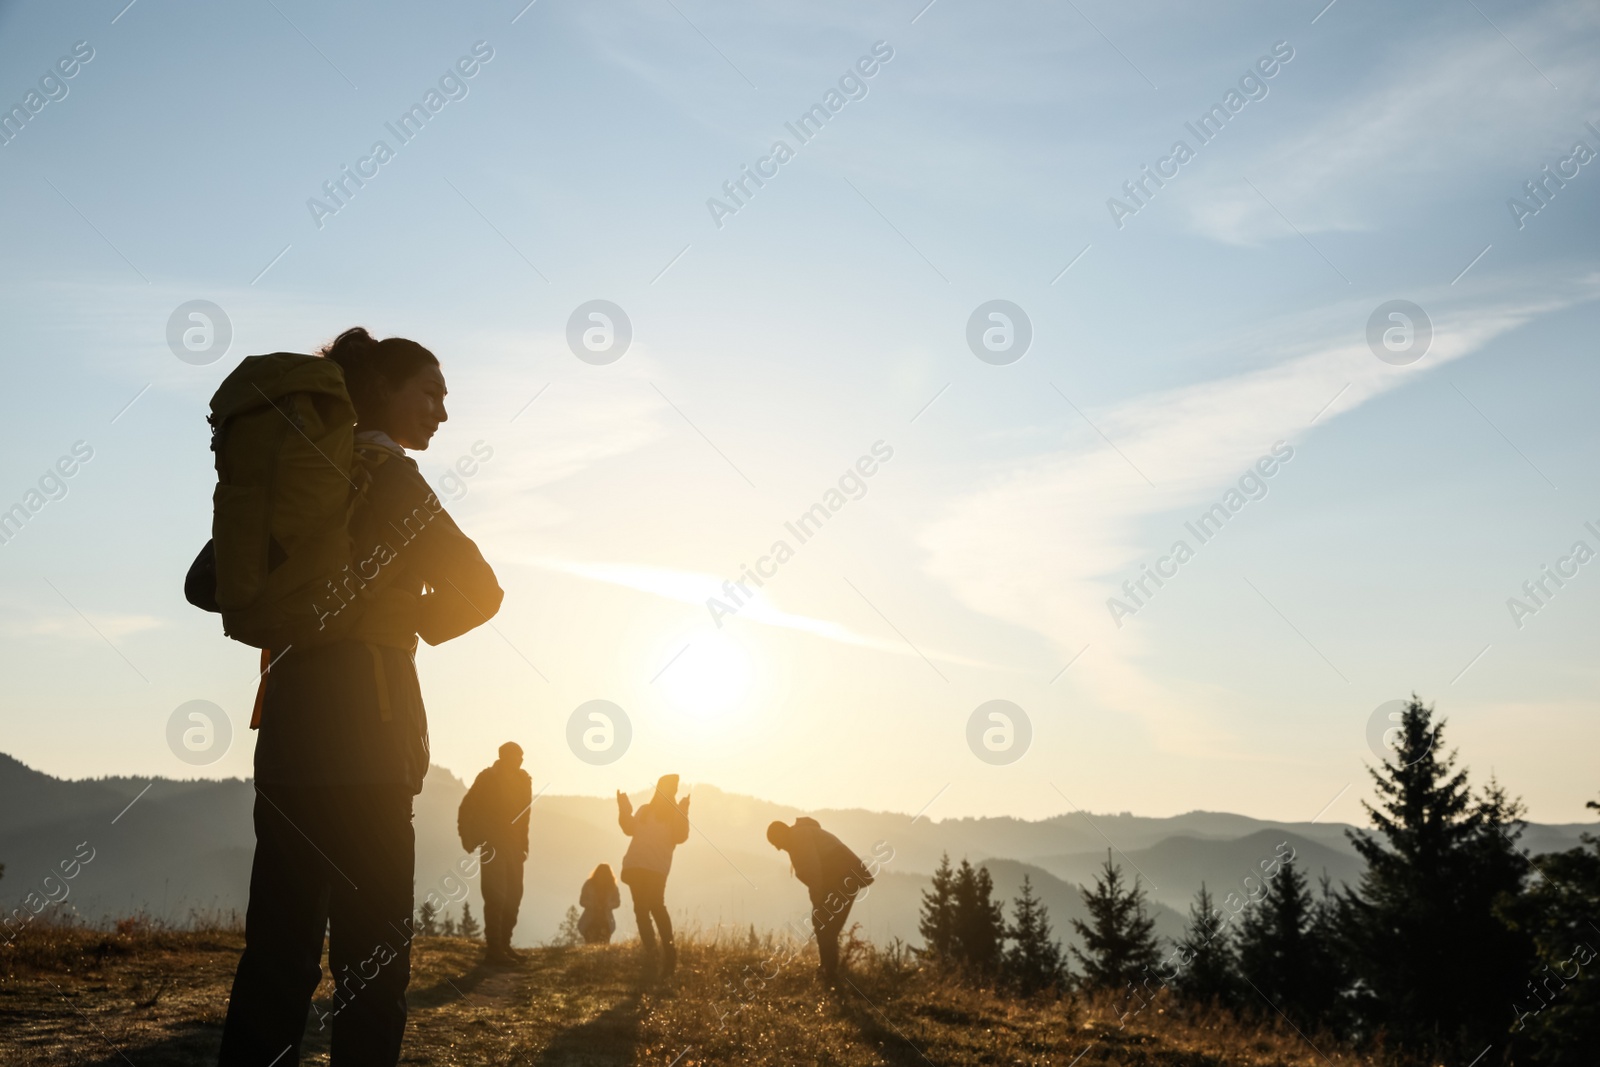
<box><xmin>915</xmin><ymin>700</ymin><xmax>1599</xmax><ymax>1066</ymax></box>
<box><xmin>414</xmin><ymin>898</ymin><xmax>480</xmax><ymax>940</ymax></box>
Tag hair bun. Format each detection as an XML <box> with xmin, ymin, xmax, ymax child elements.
<box><xmin>325</xmin><ymin>326</ymin><xmax>376</xmax><ymax>356</ymax></box>
<box><xmin>316</xmin><ymin>326</ymin><xmax>438</xmax><ymax>423</ymax></box>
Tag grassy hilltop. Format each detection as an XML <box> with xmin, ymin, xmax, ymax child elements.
<box><xmin>1</xmin><ymin>918</ymin><xmax>1367</xmax><ymax>1066</ymax></box>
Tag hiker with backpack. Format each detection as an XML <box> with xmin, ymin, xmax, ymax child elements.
<box><xmin>617</xmin><ymin>775</ymin><xmax>691</xmax><ymax>979</ymax></box>
<box><xmin>188</xmin><ymin>328</ymin><xmax>503</xmax><ymax>1067</ymax></box>
<box><xmin>458</xmin><ymin>742</ymin><xmax>532</xmax><ymax>965</ymax></box>
<box><xmin>766</xmin><ymin>817</ymin><xmax>876</xmax><ymax>983</ymax></box>
<box><xmin>577</xmin><ymin>863</ymin><xmax>622</xmax><ymax>945</ymax></box>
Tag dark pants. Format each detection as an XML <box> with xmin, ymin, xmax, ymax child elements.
<box><xmin>810</xmin><ymin>884</ymin><xmax>856</xmax><ymax>978</ymax></box>
<box><xmin>622</xmin><ymin>869</ymin><xmax>673</xmax><ymax>957</ymax></box>
<box><xmin>480</xmin><ymin>846</ymin><xmax>524</xmax><ymax>952</ymax></box>
<box><xmin>218</xmin><ymin>785</ymin><xmax>415</xmax><ymax>1067</ymax></box>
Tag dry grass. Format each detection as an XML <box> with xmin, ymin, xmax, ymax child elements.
<box><xmin>0</xmin><ymin>917</ymin><xmax>1384</xmax><ymax>1065</ymax></box>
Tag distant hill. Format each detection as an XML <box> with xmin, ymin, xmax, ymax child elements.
<box><xmin>1033</xmin><ymin>829</ymin><xmax>1365</xmax><ymax>913</ymax></box>
<box><xmin>2</xmin><ymin>752</ymin><xmax>1590</xmax><ymax>952</ymax></box>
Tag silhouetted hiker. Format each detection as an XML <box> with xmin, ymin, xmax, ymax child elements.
<box><xmin>578</xmin><ymin>863</ymin><xmax>622</xmax><ymax>944</ymax></box>
<box><xmin>458</xmin><ymin>741</ymin><xmax>532</xmax><ymax>965</ymax></box>
<box><xmin>189</xmin><ymin>328</ymin><xmax>503</xmax><ymax>1067</ymax></box>
<box><xmin>767</xmin><ymin>818</ymin><xmax>876</xmax><ymax>982</ymax></box>
<box><xmin>617</xmin><ymin>775</ymin><xmax>690</xmax><ymax>978</ymax></box>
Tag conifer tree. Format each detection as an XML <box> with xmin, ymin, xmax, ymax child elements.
<box><xmin>1003</xmin><ymin>875</ymin><xmax>1066</xmax><ymax>995</ymax></box>
<box><xmin>1070</xmin><ymin>849</ymin><xmax>1160</xmax><ymax>991</ymax></box>
<box><xmin>1306</xmin><ymin>872</ymin><xmax>1350</xmax><ymax>1033</ymax></box>
<box><xmin>441</xmin><ymin>911</ymin><xmax>457</xmax><ymax>937</ymax></box>
<box><xmin>1497</xmin><ymin>794</ymin><xmax>1600</xmax><ymax>1065</ymax></box>
<box><xmin>952</xmin><ymin>859</ymin><xmax>1005</xmax><ymax>977</ymax></box>
<box><xmin>918</xmin><ymin>854</ymin><xmax>1009</xmax><ymax>979</ymax></box>
<box><xmin>1342</xmin><ymin>697</ymin><xmax>1533</xmax><ymax>1058</ymax></box>
<box><xmin>1170</xmin><ymin>883</ymin><xmax>1239</xmax><ymax>1008</ymax></box>
<box><xmin>917</xmin><ymin>852</ymin><xmax>958</xmax><ymax>964</ymax></box>
<box><xmin>416</xmin><ymin>898</ymin><xmax>439</xmax><ymax>937</ymax></box>
<box><xmin>459</xmin><ymin>901</ymin><xmax>482</xmax><ymax>940</ymax></box>
<box><xmin>1236</xmin><ymin>858</ymin><xmax>1321</xmax><ymax>1025</ymax></box>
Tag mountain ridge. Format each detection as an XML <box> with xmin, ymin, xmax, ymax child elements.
<box><xmin>3</xmin><ymin>753</ymin><xmax>1591</xmax><ymax>951</ymax></box>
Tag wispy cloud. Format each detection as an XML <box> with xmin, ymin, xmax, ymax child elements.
<box><xmin>917</xmin><ymin>273</ymin><xmax>1600</xmax><ymax>747</ymax></box>
<box><xmin>10</xmin><ymin>611</ymin><xmax>164</xmax><ymax>641</ymax></box>
<box><xmin>515</xmin><ymin>555</ymin><xmax>998</xmax><ymax>669</ymax></box>
<box><xmin>1182</xmin><ymin>1</ymin><xmax>1600</xmax><ymax>245</ymax></box>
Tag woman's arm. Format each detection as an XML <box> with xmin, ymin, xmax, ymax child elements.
<box><xmin>616</xmin><ymin>790</ymin><xmax>636</xmax><ymax>835</ymax></box>
<box><xmin>368</xmin><ymin>459</ymin><xmax>504</xmax><ymax>644</ymax></box>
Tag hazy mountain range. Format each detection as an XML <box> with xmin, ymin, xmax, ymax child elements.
<box><xmin>3</xmin><ymin>753</ymin><xmax>1590</xmax><ymax>953</ymax></box>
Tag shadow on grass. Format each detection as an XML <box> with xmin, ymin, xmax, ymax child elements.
<box><xmin>834</xmin><ymin>975</ymin><xmax>936</xmax><ymax>1067</ymax></box>
<box><xmin>78</xmin><ymin>1003</ymin><xmax>341</xmax><ymax>1067</ymax></box>
<box><xmin>79</xmin><ymin>1020</ymin><xmax>221</xmax><ymax>1067</ymax></box>
<box><xmin>406</xmin><ymin>959</ymin><xmax>496</xmax><ymax>1010</ymax></box>
<box><xmin>532</xmin><ymin>992</ymin><xmax>644</xmax><ymax>1067</ymax></box>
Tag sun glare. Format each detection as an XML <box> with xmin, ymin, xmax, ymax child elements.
<box><xmin>658</xmin><ymin>633</ymin><xmax>752</xmax><ymax>719</ymax></box>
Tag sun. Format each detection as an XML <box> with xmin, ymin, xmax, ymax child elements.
<box><xmin>658</xmin><ymin>632</ymin><xmax>752</xmax><ymax>719</ymax></box>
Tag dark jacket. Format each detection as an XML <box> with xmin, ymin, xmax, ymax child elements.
<box><xmin>460</xmin><ymin>759</ymin><xmax>532</xmax><ymax>857</ymax></box>
<box><xmin>187</xmin><ymin>443</ymin><xmax>502</xmax><ymax>793</ymax></box>
<box><xmin>783</xmin><ymin>817</ymin><xmax>873</xmax><ymax>896</ymax></box>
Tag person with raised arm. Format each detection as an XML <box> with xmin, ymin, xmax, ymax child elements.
<box><xmin>617</xmin><ymin>774</ymin><xmax>690</xmax><ymax>979</ymax></box>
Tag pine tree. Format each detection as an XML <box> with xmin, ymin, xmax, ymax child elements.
<box><xmin>1305</xmin><ymin>872</ymin><xmax>1350</xmax><ymax>1033</ymax></box>
<box><xmin>1237</xmin><ymin>858</ymin><xmax>1323</xmax><ymax>1026</ymax></box>
<box><xmin>917</xmin><ymin>854</ymin><xmax>1008</xmax><ymax>979</ymax></box>
<box><xmin>1497</xmin><ymin>794</ymin><xmax>1600</xmax><ymax>1065</ymax></box>
<box><xmin>1342</xmin><ymin>697</ymin><xmax>1534</xmax><ymax>1059</ymax></box>
<box><xmin>416</xmin><ymin>898</ymin><xmax>439</xmax><ymax>937</ymax></box>
<box><xmin>1170</xmin><ymin>883</ymin><xmax>1239</xmax><ymax>1008</ymax></box>
<box><xmin>441</xmin><ymin>912</ymin><xmax>458</xmax><ymax>937</ymax></box>
<box><xmin>951</xmin><ymin>860</ymin><xmax>1005</xmax><ymax>977</ymax></box>
<box><xmin>1003</xmin><ymin>875</ymin><xmax>1066</xmax><ymax>995</ymax></box>
<box><xmin>917</xmin><ymin>852</ymin><xmax>958</xmax><ymax>965</ymax></box>
<box><xmin>1070</xmin><ymin>849</ymin><xmax>1160</xmax><ymax>991</ymax></box>
<box><xmin>459</xmin><ymin>901</ymin><xmax>482</xmax><ymax>940</ymax></box>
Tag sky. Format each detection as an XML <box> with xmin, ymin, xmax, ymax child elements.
<box><xmin>1</xmin><ymin>0</ymin><xmax>1597</xmax><ymax>825</ymax></box>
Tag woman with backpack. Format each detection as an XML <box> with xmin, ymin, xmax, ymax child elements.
<box><xmin>577</xmin><ymin>863</ymin><xmax>622</xmax><ymax>945</ymax></box>
<box><xmin>617</xmin><ymin>774</ymin><xmax>691</xmax><ymax>979</ymax></box>
<box><xmin>197</xmin><ymin>328</ymin><xmax>504</xmax><ymax>1067</ymax></box>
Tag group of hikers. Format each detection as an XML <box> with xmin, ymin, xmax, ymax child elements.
<box><xmin>186</xmin><ymin>329</ymin><xmax>877</xmax><ymax>1065</ymax></box>
<box><xmin>459</xmin><ymin>751</ymin><xmax>877</xmax><ymax>983</ymax></box>
<box><xmin>463</xmin><ymin>763</ymin><xmax>693</xmax><ymax>971</ymax></box>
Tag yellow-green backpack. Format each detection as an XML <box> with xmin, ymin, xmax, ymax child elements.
<box><xmin>207</xmin><ymin>353</ymin><xmax>362</xmax><ymax>650</ymax></box>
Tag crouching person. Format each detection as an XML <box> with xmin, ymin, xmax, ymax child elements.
<box><xmin>766</xmin><ymin>817</ymin><xmax>875</xmax><ymax>982</ymax></box>
<box><xmin>577</xmin><ymin>863</ymin><xmax>621</xmax><ymax>945</ymax></box>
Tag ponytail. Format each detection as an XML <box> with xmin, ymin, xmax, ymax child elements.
<box><xmin>318</xmin><ymin>327</ymin><xmax>438</xmax><ymax>424</ymax></box>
